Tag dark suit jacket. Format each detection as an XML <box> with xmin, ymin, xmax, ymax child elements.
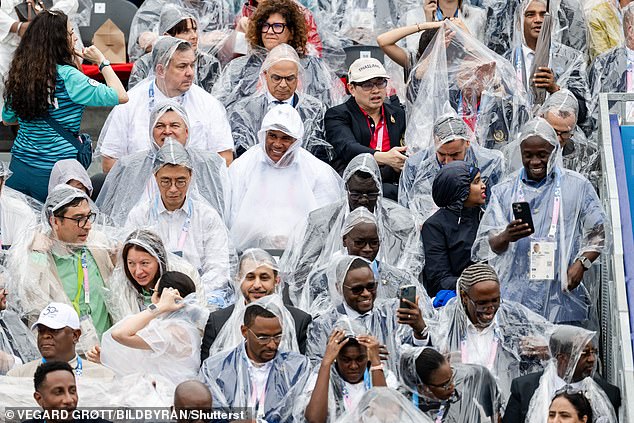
<box><xmin>502</xmin><ymin>371</ymin><xmax>621</xmax><ymax>423</ymax></box>
<box><xmin>324</xmin><ymin>96</ymin><xmax>406</xmax><ymax>182</ymax></box>
<box><xmin>200</xmin><ymin>303</ymin><xmax>312</xmax><ymax>362</ymax></box>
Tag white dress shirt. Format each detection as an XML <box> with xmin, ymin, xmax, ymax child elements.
<box><xmin>461</xmin><ymin>319</ymin><xmax>498</xmax><ymax>371</ymax></box>
<box><xmin>522</xmin><ymin>44</ymin><xmax>536</xmax><ymax>86</ymax></box>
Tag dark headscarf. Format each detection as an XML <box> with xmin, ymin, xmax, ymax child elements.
<box><xmin>431</xmin><ymin>161</ymin><xmax>480</xmax><ymax>213</ymax></box>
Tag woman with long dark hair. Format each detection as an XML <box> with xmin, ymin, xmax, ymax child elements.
<box><xmin>2</xmin><ymin>10</ymin><xmax>127</xmax><ymax>202</ymax></box>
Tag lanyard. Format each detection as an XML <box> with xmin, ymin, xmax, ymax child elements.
<box><xmin>435</xmin><ymin>403</ymin><xmax>447</xmax><ymax>423</ymax></box>
<box><xmin>342</xmin><ymin>368</ymin><xmax>372</xmax><ymax>410</ymax></box>
<box><xmin>148</xmin><ymin>81</ymin><xmax>185</xmax><ymax>113</ymax></box>
<box><xmin>517</xmin><ymin>172</ymin><xmax>561</xmax><ymax>240</ymax></box>
<box><xmin>152</xmin><ymin>196</ymin><xmax>193</xmax><ymax>252</ymax></box>
<box><xmin>250</xmin><ymin>376</ymin><xmax>267</xmax><ymax>420</ymax></box>
<box><xmin>72</xmin><ymin>249</ymin><xmax>90</xmax><ymax>316</ymax></box>
<box><xmin>460</xmin><ymin>331</ymin><xmax>499</xmax><ymax>371</ymax></box>
<box><xmin>42</xmin><ymin>356</ymin><xmax>83</xmax><ymax>376</ymax></box>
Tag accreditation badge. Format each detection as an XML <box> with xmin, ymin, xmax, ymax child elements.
<box><xmin>529</xmin><ymin>240</ymin><xmax>556</xmax><ymax>280</ymax></box>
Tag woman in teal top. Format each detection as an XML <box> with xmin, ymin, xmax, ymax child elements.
<box><xmin>2</xmin><ymin>10</ymin><xmax>128</xmax><ymax>202</ymax></box>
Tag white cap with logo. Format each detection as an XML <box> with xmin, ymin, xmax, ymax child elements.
<box><xmin>31</xmin><ymin>302</ymin><xmax>81</xmax><ymax>331</ymax></box>
<box><xmin>348</xmin><ymin>58</ymin><xmax>389</xmax><ymax>83</ymax></box>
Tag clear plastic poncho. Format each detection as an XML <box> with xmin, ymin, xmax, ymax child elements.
<box><xmin>0</xmin><ymin>161</ymin><xmax>39</xmax><ymax>255</ymax></box>
<box><xmin>399</xmin><ymin>114</ymin><xmax>506</xmax><ymax>225</ymax></box>
<box><xmin>211</xmin><ymin>45</ymin><xmax>346</xmax><ymax>109</ymax></box>
<box><xmin>125</xmin><ymin>140</ymin><xmax>234</xmax><ymax>309</ymax></box>
<box><xmin>426</xmin><ymin>279</ymin><xmax>554</xmax><ymax>407</ymax></box>
<box><xmin>100</xmin><ymin>292</ymin><xmax>209</xmax><ymax>385</ymax></box>
<box><xmin>226</xmin><ymin>43</ymin><xmax>331</xmax><ymax>160</ymax></box>
<box><xmin>471</xmin><ymin>118</ymin><xmax>608</xmax><ymax>324</ymax></box>
<box><xmin>127</xmin><ymin>0</ymin><xmax>235</xmax><ymax>62</ymax></box>
<box><xmin>103</xmin><ymin>229</ymin><xmax>206</xmax><ymax>321</ymax></box>
<box><xmin>524</xmin><ymin>325</ymin><xmax>618</xmax><ymax>422</ymax></box>
<box><xmin>5</xmin><ymin>185</ymin><xmax>122</xmax><ymax>355</ymax></box>
<box><xmin>96</xmin><ymin>100</ymin><xmax>230</xmax><ymax>226</ymax></box>
<box><xmin>228</xmin><ymin>104</ymin><xmax>343</xmax><ymax>252</ymax></box>
<box><xmin>584</xmin><ymin>0</ymin><xmax>625</xmax><ymax>60</ymax></box>
<box><xmin>405</xmin><ymin>20</ymin><xmax>530</xmax><ymax>153</ymax></box>
<box><xmin>128</xmin><ymin>5</ymin><xmax>222</xmax><ymax>92</ymax></box>
<box><xmin>305</xmin><ymin>256</ymin><xmax>434</xmax><ymax>377</ymax></box>
<box><xmin>280</xmin><ymin>153</ymin><xmax>423</xmax><ymax>306</ymax></box>
<box><xmin>199</xmin><ymin>303</ymin><xmax>312</xmax><ymax>422</ymax></box>
<box><xmin>48</xmin><ymin>159</ymin><xmax>93</xmax><ymax>197</ymax></box>
<box><xmin>399</xmin><ymin>345</ymin><xmax>502</xmax><ymax>422</ymax></box>
<box><xmin>335</xmin><ymin>387</ymin><xmax>434</xmax><ymax>423</ymax></box>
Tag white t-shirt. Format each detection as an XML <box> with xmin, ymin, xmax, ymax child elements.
<box><xmin>98</xmin><ymin>78</ymin><xmax>234</xmax><ymax>159</ymax></box>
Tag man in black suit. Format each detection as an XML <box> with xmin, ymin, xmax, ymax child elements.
<box><xmin>325</xmin><ymin>58</ymin><xmax>407</xmax><ymax>201</ymax></box>
<box><xmin>200</xmin><ymin>249</ymin><xmax>311</xmax><ymax>362</ymax></box>
<box><xmin>503</xmin><ymin>325</ymin><xmax>621</xmax><ymax>422</ymax></box>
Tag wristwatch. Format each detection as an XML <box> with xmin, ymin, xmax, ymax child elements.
<box><xmin>98</xmin><ymin>59</ymin><xmax>111</xmax><ymax>72</ymax></box>
<box><xmin>147</xmin><ymin>303</ymin><xmax>160</xmax><ymax>315</ymax></box>
<box><xmin>577</xmin><ymin>256</ymin><xmax>592</xmax><ymax>271</ymax></box>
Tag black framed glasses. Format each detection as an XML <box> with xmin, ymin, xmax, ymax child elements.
<box><xmin>158</xmin><ymin>178</ymin><xmax>188</xmax><ymax>189</ymax></box>
<box><xmin>269</xmin><ymin>73</ymin><xmax>297</xmax><ymax>84</ymax></box>
<box><xmin>343</xmin><ymin>281</ymin><xmax>377</xmax><ymax>295</ymax></box>
<box><xmin>354</xmin><ymin>78</ymin><xmax>388</xmax><ymax>92</ymax></box>
<box><xmin>427</xmin><ymin>367</ymin><xmax>455</xmax><ymax>390</ymax></box>
<box><xmin>554</xmin><ymin>129</ymin><xmax>574</xmax><ymax>140</ymax></box>
<box><xmin>261</xmin><ymin>22</ymin><xmax>287</xmax><ymax>34</ymax></box>
<box><xmin>351</xmin><ymin>239</ymin><xmax>380</xmax><ymax>249</ymax></box>
<box><xmin>58</xmin><ymin>212</ymin><xmax>96</xmax><ymax>228</ymax></box>
<box><xmin>248</xmin><ymin>328</ymin><xmax>283</xmax><ymax>345</ymax></box>
<box><xmin>348</xmin><ymin>190</ymin><xmax>380</xmax><ymax>201</ymax></box>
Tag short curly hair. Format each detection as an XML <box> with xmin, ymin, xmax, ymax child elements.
<box><xmin>246</xmin><ymin>0</ymin><xmax>308</xmax><ymax>56</ymax></box>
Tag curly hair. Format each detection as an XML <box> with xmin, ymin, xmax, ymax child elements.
<box><xmin>246</xmin><ymin>0</ymin><xmax>308</xmax><ymax>56</ymax></box>
<box><xmin>4</xmin><ymin>11</ymin><xmax>77</xmax><ymax>120</ymax></box>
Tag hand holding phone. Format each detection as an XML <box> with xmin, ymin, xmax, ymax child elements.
<box><xmin>399</xmin><ymin>285</ymin><xmax>417</xmax><ymax>309</ymax></box>
<box><xmin>508</xmin><ymin>202</ymin><xmax>535</xmax><ymax>241</ymax></box>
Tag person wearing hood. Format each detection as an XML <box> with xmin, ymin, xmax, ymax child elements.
<box><xmin>227</xmin><ymin>104</ymin><xmax>343</xmax><ymax>252</ymax></box>
<box><xmin>421</xmin><ymin>161</ymin><xmax>485</xmax><ymax>298</ymax></box>
<box><xmin>98</xmin><ymin>37</ymin><xmax>233</xmax><ymax>173</ymax></box>
<box><xmin>48</xmin><ymin>159</ymin><xmax>93</xmax><ymax>198</ymax></box>
<box><xmin>472</xmin><ymin>118</ymin><xmax>607</xmax><ymax>325</ymax></box>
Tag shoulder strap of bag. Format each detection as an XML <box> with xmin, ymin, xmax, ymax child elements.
<box><xmin>43</xmin><ymin>113</ymin><xmax>83</xmax><ymax>150</ymax></box>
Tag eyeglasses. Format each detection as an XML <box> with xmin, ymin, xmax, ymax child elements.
<box><xmin>353</xmin><ymin>79</ymin><xmax>388</xmax><ymax>92</ymax></box>
<box><xmin>261</xmin><ymin>22</ymin><xmax>287</xmax><ymax>34</ymax></box>
<box><xmin>248</xmin><ymin>328</ymin><xmax>283</xmax><ymax>345</ymax></box>
<box><xmin>348</xmin><ymin>190</ymin><xmax>380</xmax><ymax>201</ymax></box>
<box><xmin>351</xmin><ymin>239</ymin><xmax>380</xmax><ymax>249</ymax></box>
<box><xmin>58</xmin><ymin>212</ymin><xmax>96</xmax><ymax>228</ymax></box>
<box><xmin>269</xmin><ymin>74</ymin><xmax>297</xmax><ymax>84</ymax></box>
<box><xmin>427</xmin><ymin>367</ymin><xmax>455</xmax><ymax>390</ymax></box>
<box><xmin>158</xmin><ymin>178</ymin><xmax>188</xmax><ymax>189</ymax></box>
<box><xmin>553</xmin><ymin>386</ymin><xmax>589</xmax><ymax>398</ymax></box>
<box><xmin>463</xmin><ymin>292</ymin><xmax>501</xmax><ymax>312</ymax></box>
<box><xmin>554</xmin><ymin>129</ymin><xmax>574</xmax><ymax>140</ymax></box>
<box><xmin>343</xmin><ymin>281</ymin><xmax>377</xmax><ymax>295</ymax></box>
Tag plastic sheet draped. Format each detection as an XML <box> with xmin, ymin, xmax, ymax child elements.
<box><xmin>211</xmin><ymin>47</ymin><xmax>346</xmax><ymax>109</ymax></box>
<box><xmin>405</xmin><ymin>20</ymin><xmax>530</xmax><ymax>153</ymax></box>
<box><xmin>587</xmin><ymin>46</ymin><xmax>627</xmax><ymax>132</ymax></box>
<box><xmin>228</xmin><ymin>105</ymin><xmax>343</xmax><ymax>251</ymax></box>
<box><xmin>584</xmin><ymin>0</ymin><xmax>625</xmax><ymax>61</ymax></box>
<box><xmin>100</xmin><ymin>293</ymin><xmax>208</xmax><ymax>384</ymax></box>
<box><xmin>280</xmin><ymin>153</ymin><xmax>423</xmax><ymax>305</ymax></box>
<box><xmin>96</xmin><ymin>100</ymin><xmax>230</xmax><ymax>226</ymax></box>
<box><xmin>0</xmin><ymin>309</ymin><xmax>39</xmax><ymax>375</ymax></box>
<box><xmin>524</xmin><ymin>325</ymin><xmax>617</xmax><ymax>422</ymax></box>
<box><xmin>335</xmin><ymin>387</ymin><xmax>434</xmax><ymax>423</ymax></box>
<box><xmin>471</xmin><ymin>118</ymin><xmax>608</xmax><ymax>324</ymax></box>
<box><xmin>128</xmin><ymin>0</ymin><xmax>235</xmax><ymax>61</ymax></box>
<box><xmin>399</xmin><ymin>346</ymin><xmax>502</xmax><ymax>422</ymax></box>
<box><xmin>48</xmin><ymin>159</ymin><xmax>93</xmax><ymax>197</ymax></box>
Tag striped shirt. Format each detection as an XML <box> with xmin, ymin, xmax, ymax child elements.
<box><xmin>2</xmin><ymin>64</ymin><xmax>118</xmax><ymax>170</ymax></box>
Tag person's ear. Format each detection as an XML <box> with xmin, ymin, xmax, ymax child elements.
<box><xmin>274</xmin><ymin>275</ymin><xmax>281</xmax><ymax>286</ymax></box>
<box><xmin>72</xmin><ymin>329</ymin><xmax>81</xmax><ymax>343</ymax></box>
<box><xmin>34</xmin><ymin>391</ymin><xmax>43</xmax><ymax>407</ymax></box>
<box><xmin>241</xmin><ymin>325</ymin><xmax>248</xmax><ymax>339</ymax></box>
<box><xmin>156</xmin><ymin>64</ymin><xmax>166</xmax><ymax>77</ymax></box>
<box><xmin>342</xmin><ymin>234</ymin><xmax>348</xmax><ymax>248</ymax></box>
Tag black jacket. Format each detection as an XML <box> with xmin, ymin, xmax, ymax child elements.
<box><xmin>324</xmin><ymin>96</ymin><xmax>406</xmax><ymax>189</ymax></box>
<box><xmin>200</xmin><ymin>303</ymin><xmax>312</xmax><ymax>362</ymax></box>
<box><xmin>502</xmin><ymin>371</ymin><xmax>622</xmax><ymax>423</ymax></box>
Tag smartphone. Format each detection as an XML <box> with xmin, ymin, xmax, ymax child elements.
<box><xmin>512</xmin><ymin>202</ymin><xmax>535</xmax><ymax>234</ymax></box>
<box><xmin>400</xmin><ymin>285</ymin><xmax>417</xmax><ymax>309</ymax></box>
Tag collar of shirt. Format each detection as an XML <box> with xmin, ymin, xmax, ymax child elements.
<box><xmin>266</xmin><ymin>90</ymin><xmax>295</xmax><ymax>106</ymax></box>
<box><xmin>152</xmin><ymin>77</ymin><xmax>188</xmax><ymax>103</ymax></box>
<box><xmin>465</xmin><ymin>315</ymin><xmax>497</xmax><ymax>336</ymax></box>
<box><xmin>343</xmin><ymin>302</ymin><xmax>372</xmax><ymax>321</ymax></box>
<box><xmin>554</xmin><ymin>374</ymin><xmax>585</xmax><ymax>391</ymax></box>
<box><xmin>520</xmin><ymin>168</ymin><xmax>553</xmax><ymax>188</ymax></box>
<box><xmin>156</xmin><ymin>195</ymin><xmax>190</xmax><ymax>217</ymax></box>
<box><xmin>522</xmin><ymin>44</ymin><xmax>536</xmax><ymax>80</ymax></box>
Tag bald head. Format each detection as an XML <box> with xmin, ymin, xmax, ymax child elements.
<box><xmin>173</xmin><ymin>380</ymin><xmax>212</xmax><ymax>421</ymax></box>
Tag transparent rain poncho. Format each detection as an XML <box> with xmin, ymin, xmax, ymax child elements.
<box><xmin>472</xmin><ymin>118</ymin><xmax>608</xmax><ymax>324</ymax></box>
<box><xmin>405</xmin><ymin>20</ymin><xmax>530</xmax><ymax>153</ymax></box>
<box><xmin>425</xmin><ymin>276</ymin><xmax>554</xmax><ymax>407</ymax></box>
<box><xmin>127</xmin><ymin>0</ymin><xmax>235</xmax><ymax>62</ymax></box>
<box><xmin>211</xmin><ymin>45</ymin><xmax>346</xmax><ymax>109</ymax></box>
<box><xmin>226</xmin><ymin>43</ymin><xmax>331</xmax><ymax>160</ymax></box>
<box><xmin>335</xmin><ymin>387</ymin><xmax>435</xmax><ymax>423</ymax></box>
<box><xmin>103</xmin><ymin>229</ymin><xmax>206</xmax><ymax>321</ymax></box>
<box><xmin>280</xmin><ymin>153</ymin><xmax>423</xmax><ymax>304</ymax></box>
<box><xmin>292</xmin><ymin>206</ymin><xmax>426</xmax><ymax>311</ymax></box>
<box><xmin>584</xmin><ymin>0</ymin><xmax>625</xmax><ymax>60</ymax></box>
<box><xmin>399</xmin><ymin>345</ymin><xmax>502</xmax><ymax>422</ymax></box>
<box><xmin>128</xmin><ymin>5</ymin><xmax>222</xmax><ymax>92</ymax></box>
<box><xmin>48</xmin><ymin>159</ymin><xmax>93</xmax><ymax>197</ymax></box>
<box><xmin>100</xmin><ymin>292</ymin><xmax>209</xmax><ymax>385</ymax></box>
<box><xmin>0</xmin><ymin>161</ymin><xmax>39</xmax><ymax>255</ymax></box>
<box><xmin>524</xmin><ymin>325</ymin><xmax>618</xmax><ymax>422</ymax></box>
<box><xmin>125</xmin><ymin>140</ymin><xmax>234</xmax><ymax>309</ymax></box>
<box><xmin>305</xmin><ymin>256</ymin><xmax>434</xmax><ymax>377</ymax></box>
<box><xmin>199</xmin><ymin>299</ymin><xmax>312</xmax><ymax>422</ymax></box>
<box><xmin>96</xmin><ymin>100</ymin><xmax>230</xmax><ymax>226</ymax></box>
<box><xmin>228</xmin><ymin>104</ymin><xmax>343</xmax><ymax>252</ymax></box>
<box><xmin>5</xmin><ymin>185</ymin><xmax>122</xmax><ymax>356</ymax></box>
<box><xmin>399</xmin><ymin>114</ymin><xmax>506</xmax><ymax>225</ymax></box>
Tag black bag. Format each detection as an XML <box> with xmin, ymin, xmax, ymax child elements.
<box><xmin>44</xmin><ymin>114</ymin><xmax>93</xmax><ymax>169</ymax></box>
<box><xmin>14</xmin><ymin>0</ymin><xmax>53</xmax><ymax>22</ymax></box>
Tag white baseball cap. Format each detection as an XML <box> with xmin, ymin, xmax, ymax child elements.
<box><xmin>348</xmin><ymin>58</ymin><xmax>389</xmax><ymax>84</ymax></box>
<box><xmin>31</xmin><ymin>303</ymin><xmax>81</xmax><ymax>331</ymax></box>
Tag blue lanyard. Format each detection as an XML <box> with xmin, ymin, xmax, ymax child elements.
<box><xmin>42</xmin><ymin>356</ymin><xmax>83</xmax><ymax>376</ymax></box>
<box><xmin>151</xmin><ymin>196</ymin><xmax>193</xmax><ymax>252</ymax></box>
